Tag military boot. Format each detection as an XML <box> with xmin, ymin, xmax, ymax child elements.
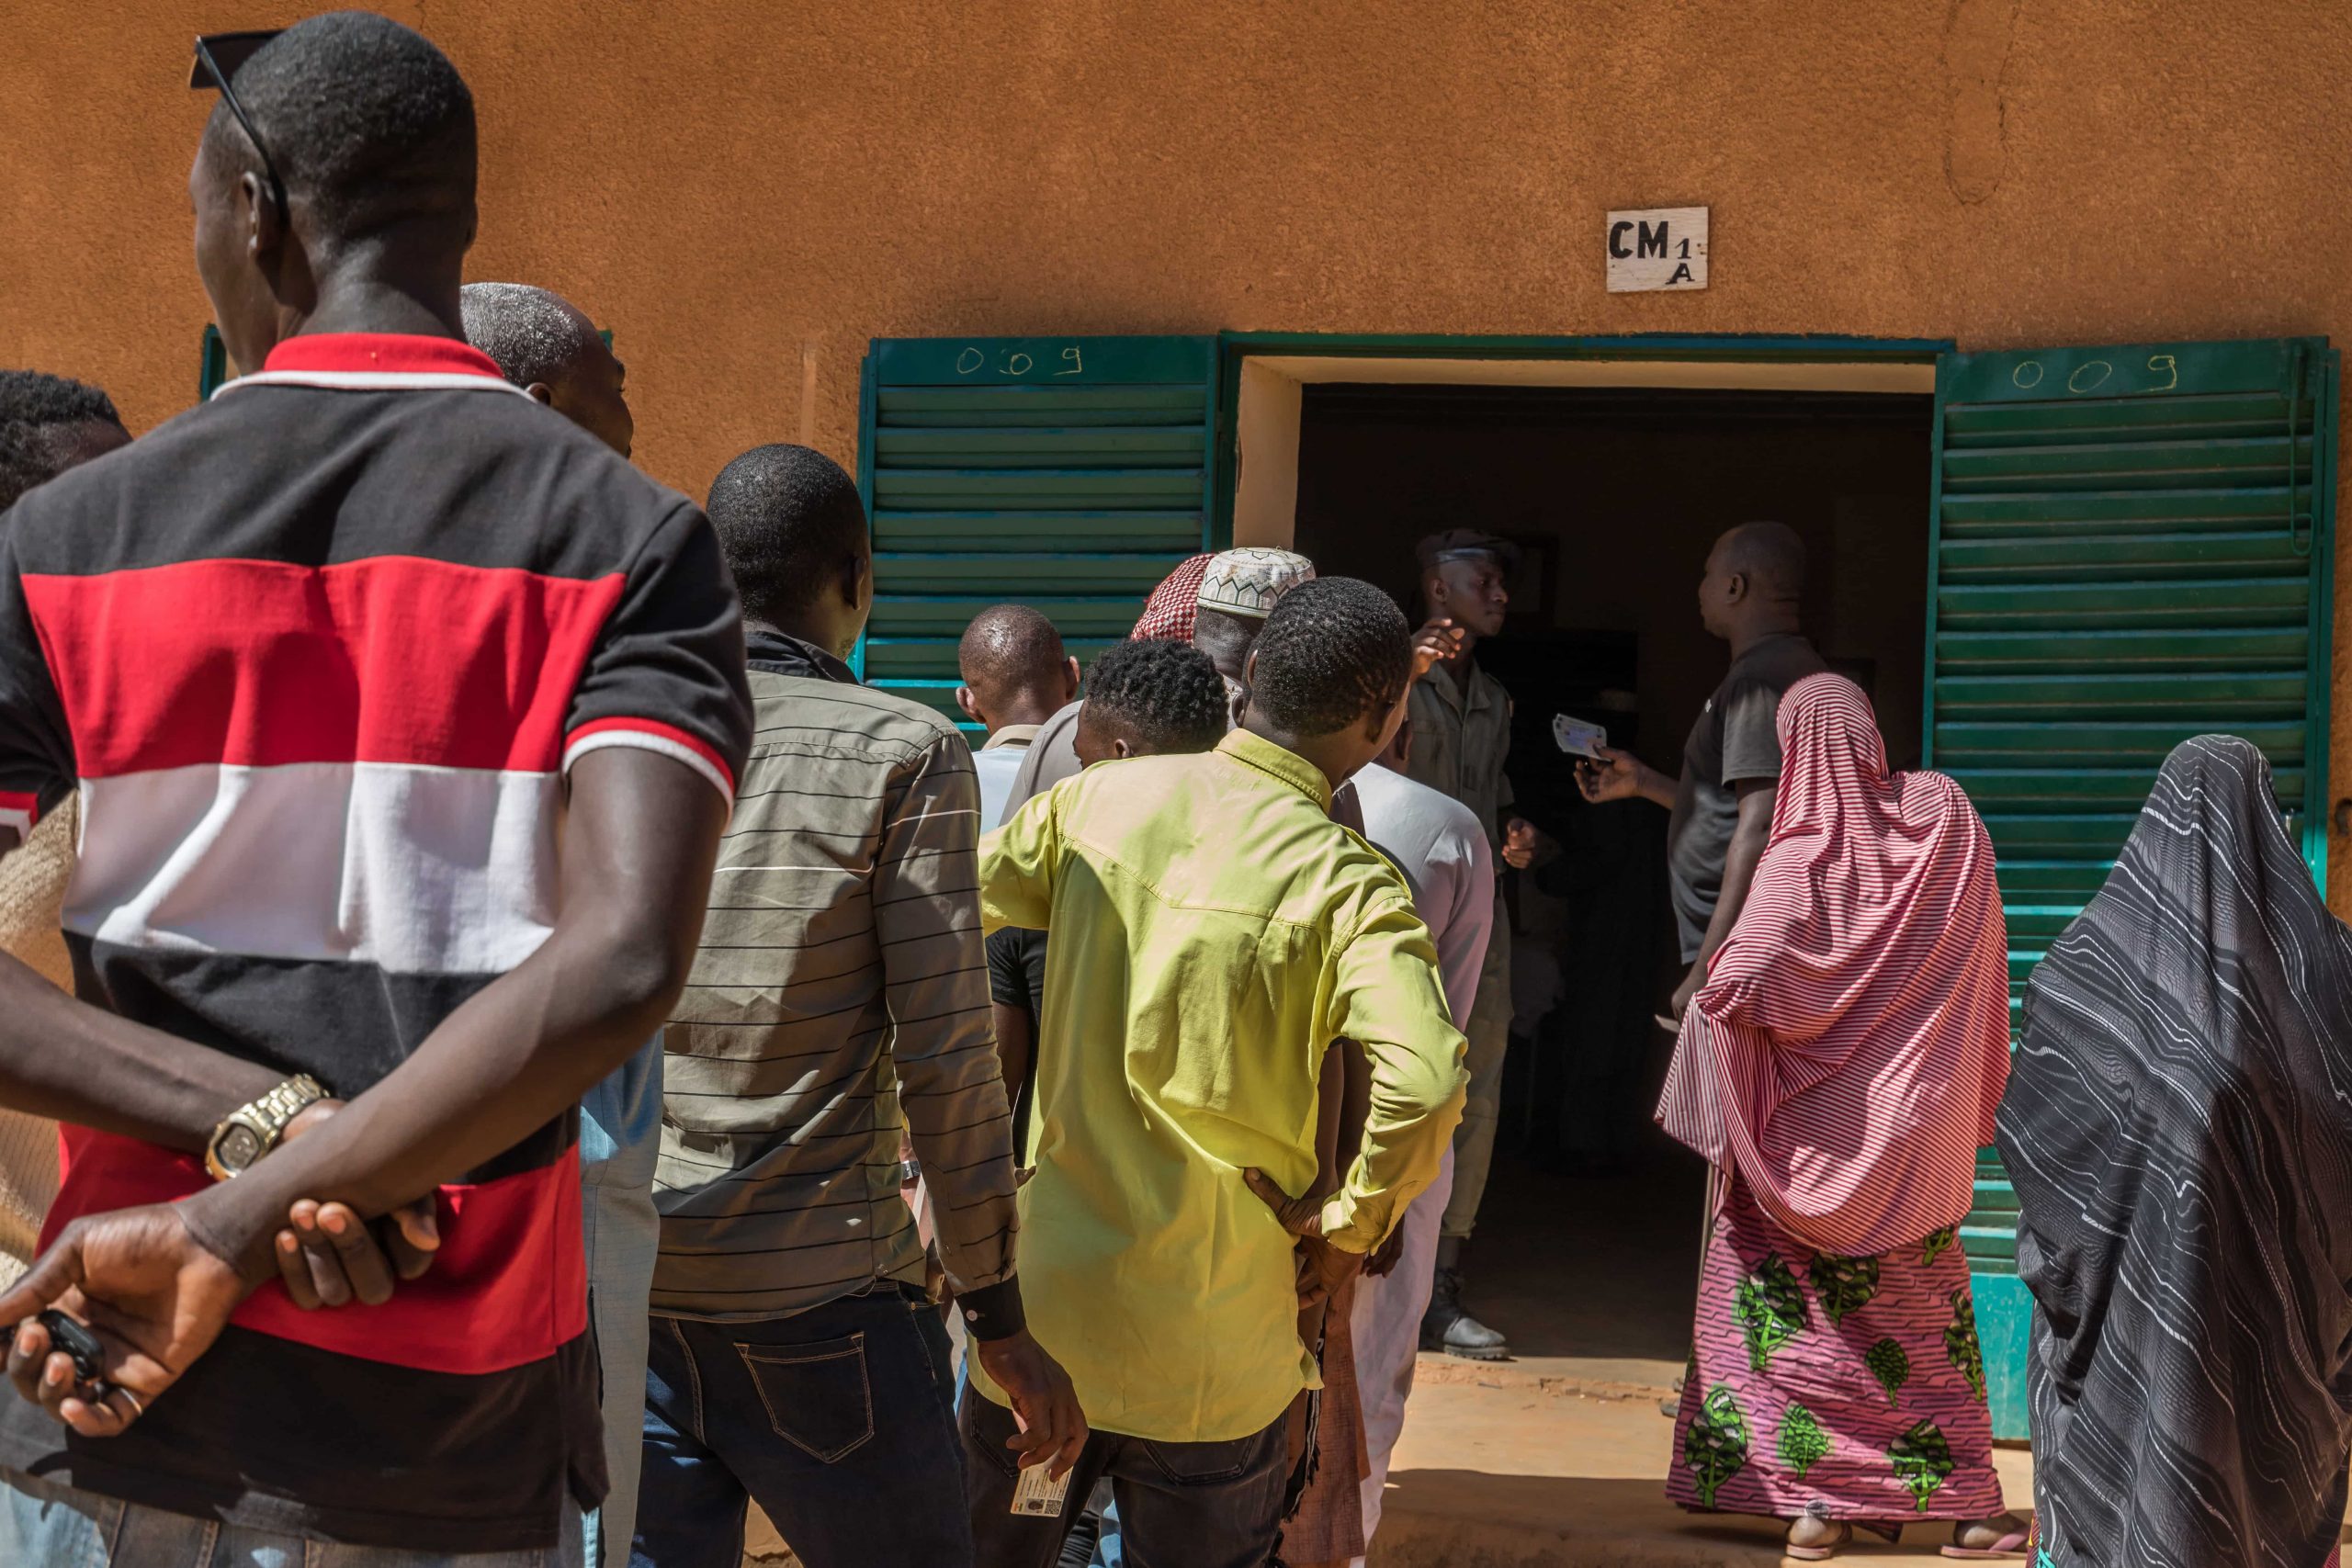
<box><xmin>1419</xmin><ymin>1244</ymin><xmax>1510</xmax><ymax>1360</ymax></box>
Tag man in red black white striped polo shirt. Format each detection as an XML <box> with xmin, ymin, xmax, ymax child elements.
<box><xmin>0</xmin><ymin>15</ymin><xmax>750</xmax><ymax>1563</ymax></box>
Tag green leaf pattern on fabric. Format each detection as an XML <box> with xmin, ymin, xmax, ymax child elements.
<box><xmin>1865</xmin><ymin>1337</ymin><xmax>1911</xmax><ymax>1404</ymax></box>
<box><xmin>1682</xmin><ymin>1383</ymin><xmax>1750</xmax><ymax>1509</ymax></box>
<box><xmin>1944</xmin><ymin>1287</ymin><xmax>1987</xmax><ymax>1404</ymax></box>
<box><xmin>1888</xmin><ymin>1418</ymin><xmax>1956</xmax><ymax>1512</ymax></box>
<box><xmin>1920</xmin><ymin>1225</ymin><xmax>1958</xmax><ymax>1267</ymax></box>
<box><xmin>1807</xmin><ymin>1251</ymin><xmax>1882</xmax><ymax>1328</ymax></box>
<box><xmin>1775</xmin><ymin>1401</ymin><xmax>1831</xmax><ymax>1482</ymax></box>
<box><xmin>1732</xmin><ymin>1254</ymin><xmax>1809</xmax><ymax>1371</ymax></box>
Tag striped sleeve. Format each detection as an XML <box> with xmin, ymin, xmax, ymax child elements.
<box><xmin>0</xmin><ymin>521</ymin><xmax>74</xmax><ymax>847</ymax></box>
<box><xmin>562</xmin><ymin>501</ymin><xmax>752</xmax><ymax>802</ymax></box>
<box><xmin>877</xmin><ymin>727</ymin><xmax>1024</xmax><ymax>1332</ymax></box>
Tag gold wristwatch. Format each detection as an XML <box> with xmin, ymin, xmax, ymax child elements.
<box><xmin>204</xmin><ymin>1074</ymin><xmax>328</xmax><ymax>1181</ymax></box>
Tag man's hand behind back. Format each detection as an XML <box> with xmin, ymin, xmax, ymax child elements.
<box><xmin>973</xmin><ymin>1327</ymin><xmax>1088</xmax><ymax>1478</ymax></box>
<box><xmin>1242</xmin><ymin>1167</ymin><xmax>1365</xmax><ymax>1310</ymax></box>
<box><xmin>0</xmin><ymin>1203</ymin><xmax>246</xmax><ymax>1438</ymax></box>
<box><xmin>273</xmin><ymin>1099</ymin><xmax>441</xmax><ymax>1309</ymax></box>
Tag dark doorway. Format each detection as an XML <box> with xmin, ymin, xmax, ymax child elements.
<box><xmin>1293</xmin><ymin>381</ymin><xmax>1935</xmax><ymax>1363</ymax></box>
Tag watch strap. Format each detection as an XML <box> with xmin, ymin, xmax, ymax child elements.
<box><xmin>205</xmin><ymin>1073</ymin><xmax>327</xmax><ymax>1181</ymax></box>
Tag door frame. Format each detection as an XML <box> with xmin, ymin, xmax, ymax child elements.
<box><xmin>1209</xmin><ymin>332</ymin><xmax>1953</xmax><ymax>547</ymax></box>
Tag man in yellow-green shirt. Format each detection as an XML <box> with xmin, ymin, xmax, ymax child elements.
<box><xmin>959</xmin><ymin>578</ymin><xmax>1468</xmax><ymax>1568</ymax></box>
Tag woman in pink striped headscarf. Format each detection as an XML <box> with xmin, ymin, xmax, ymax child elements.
<box><xmin>1657</xmin><ymin>673</ymin><xmax>2026</xmax><ymax>1560</ymax></box>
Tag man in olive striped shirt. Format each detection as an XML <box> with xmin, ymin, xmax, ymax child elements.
<box><xmin>639</xmin><ymin>445</ymin><xmax>1083</xmax><ymax>1568</ymax></box>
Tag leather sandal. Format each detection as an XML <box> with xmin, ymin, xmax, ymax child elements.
<box><xmin>1789</xmin><ymin>1519</ymin><xmax>1905</xmax><ymax>1560</ymax></box>
<box><xmin>1942</xmin><ymin>1517</ymin><xmax>2030</xmax><ymax>1559</ymax></box>
<box><xmin>1786</xmin><ymin>1520</ymin><xmax>1851</xmax><ymax>1561</ymax></box>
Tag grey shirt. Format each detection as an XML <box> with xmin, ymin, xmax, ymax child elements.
<box><xmin>1001</xmin><ymin>697</ymin><xmax>1084</xmax><ymax>817</ymax></box>
<box><xmin>1665</xmin><ymin>633</ymin><xmax>1826</xmax><ymax>960</ymax></box>
<box><xmin>1403</xmin><ymin>659</ymin><xmax>1514</xmax><ymax>849</ymax></box>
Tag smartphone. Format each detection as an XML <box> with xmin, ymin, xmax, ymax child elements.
<box><xmin>37</xmin><ymin>1310</ymin><xmax>103</xmax><ymax>1383</ymax></box>
<box><xmin>1552</xmin><ymin>713</ymin><xmax>1611</xmax><ymax>761</ymax></box>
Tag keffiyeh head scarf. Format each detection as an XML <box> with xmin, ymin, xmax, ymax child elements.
<box><xmin>1996</xmin><ymin>737</ymin><xmax>2352</xmax><ymax>1568</ymax></box>
<box><xmin>1657</xmin><ymin>672</ymin><xmax>2010</xmax><ymax>1256</ymax></box>
<box><xmin>1129</xmin><ymin>554</ymin><xmax>1213</xmax><ymax>641</ymax></box>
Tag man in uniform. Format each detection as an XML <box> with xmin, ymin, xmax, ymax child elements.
<box><xmin>1402</xmin><ymin>529</ymin><xmax>1533</xmax><ymax>1360</ymax></box>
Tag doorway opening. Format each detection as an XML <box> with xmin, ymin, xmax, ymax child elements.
<box><xmin>1272</xmin><ymin>367</ymin><xmax>1937</xmax><ymax>1368</ymax></box>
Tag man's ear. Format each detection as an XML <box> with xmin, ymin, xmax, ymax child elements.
<box><xmin>841</xmin><ymin>551</ymin><xmax>872</xmax><ymax>611</ymax></box>
<box><xmin>955</xmin><ymin>686</ymin><xmax>983</xmax><ymax>724</ymax></box>
<box><xmin>1724</xmin><ymin>570</ymin><xmax>1750</xmax><ymax>605</ymax></box>
<box><xmin>1061</xmin><ymin>655</ymin><xmax>1081</xmax><ymax>699</ymax></box>
<box><xmin>524</xmin><ymin>383</ymin><xmax>557</xmax><ymax>408</ymax></box>
<box><xmin>1111</xmin><ymin>737</ymin><xmax>1134</xmax><ymax>760</ymax></box>
<box><xmin>243</xmin><ymin>170</ymin><xmax>284</xmax><ymax>263</ymax></box>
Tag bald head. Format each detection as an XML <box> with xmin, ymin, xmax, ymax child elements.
<box><xmin>461</xmin><ymin>282</ymin><xmax>633</xmax><ymax>456</ymax></box>
<box><xmin>1717</xmin><ymin>521</ymin><xmax>1805</xmax><ymax>599</ymax></box>
<box><xmin>1699</xmin><ymin>520</ymin><xmax>1806</xmax><ymax>643</ymax></box>
<box><xmin>957</xmin><ymin>604</ymin><xmax>1080</xmax><ymax>735</ymax></box>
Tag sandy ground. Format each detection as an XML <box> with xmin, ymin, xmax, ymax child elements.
<box><xmin>1372</xmin><ymin>1355</ymin><xmax>2034</xmax><ymax>1566</ymax></box>
<box><xmin>740</xmin><ymin>1154</ymin><xmax>2042</xmax><ymax>1565</ymax></box>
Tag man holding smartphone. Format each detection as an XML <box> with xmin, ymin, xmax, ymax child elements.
<box><xmin>0</xmin><ymin>18</ymin><xmax>752</xmax><ymax>1562</ymax></box>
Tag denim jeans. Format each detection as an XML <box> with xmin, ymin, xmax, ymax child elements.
<box><xmin>960</xmin><ymin>1390</ymin><xmax>1287</xmax><ymax>1568</ymax></box>
<box><xmin>632</xmin><ymin>1284</ymin><xmax>969</xmax><ymax>1568</ymax></box>
<box><xmin>578</xmin><ymin>1034</ymin><xmax>665</xmax><ymax>1568</ymax></box>
<box><xmin>0</xmin><ymin>1467</ymin><xmax>582</xmax><ymax>1566</ymax></box>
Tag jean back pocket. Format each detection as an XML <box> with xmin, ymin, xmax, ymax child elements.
<box><xmin>736</xmin><ymin>1334</ymin><xmax>875</xmax><ymax>1463</ymax></box>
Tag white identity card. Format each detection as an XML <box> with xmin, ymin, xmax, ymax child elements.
<box><xmin>1011</xmin><ymin>1462</ymin><xmax>1072</xmax><ymax>1518</ymax></box>
<box><xmin>1552</xmin><ymin>713</ymin><xmax>1611</xmax><ymax>761</ymax></box>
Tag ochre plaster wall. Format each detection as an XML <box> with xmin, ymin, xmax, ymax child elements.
<box><xmin>4</xmin><ymin>0</ymin><xmax>2348</xmax><ymax>897</ymax></box>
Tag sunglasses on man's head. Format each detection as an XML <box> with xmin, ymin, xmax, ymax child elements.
<box><xmin>190</xmin><ymin>30</ymin><xmax>288</xmax><ymax>220</ymax></box>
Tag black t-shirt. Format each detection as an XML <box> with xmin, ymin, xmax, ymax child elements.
<box><xmin>0</xmin><ymin>333</ymin><xmax>752</xmax><ymax>1551</ymax></box>
<box><xmin>1664</xmin><ymin>634</ymin><xmax>1826</xmax><ymax>960</ymax></box>
<box><xmin>987</xmin><ymin>926</ymin><xmax>1048</xmax><ymax>1154</ymax></box>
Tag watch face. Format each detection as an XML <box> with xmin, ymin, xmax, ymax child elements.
<box><xmin>218</xmin><ymin>1124</ymin><xmax>263</xmax><ymax>1171</ymax></box>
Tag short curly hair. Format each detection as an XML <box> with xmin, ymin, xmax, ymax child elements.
<box><xmin>1086</xmin><ymin>638</ymin><xmax>1228</xmax><ymax>755</ymax></box>
<box><xmin>202</xmin><ymin>13</ymin><xmax>476</xmax><ymax>241</ymax></box>
<box><xmin>461</xmin><ymin>283</ymin><xmax>596</xmax><ymax>389</ymax></box>
<box><xmin>706</xmin><ymin>443</ymin><xmax>868</xmax><ymax>624</ymax></box>
<box><xmin>0</xmin><ymin>370</ymin><xmax>124</xmax><ymax>510</ymax></box>
<box><xmin>1247</xmin><ymin>577</ymin><xmax>1412</xmax><ymax>738</ymax></box>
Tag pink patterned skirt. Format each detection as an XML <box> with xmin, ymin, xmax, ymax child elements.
<box><xmin>1667</xmin><ymin>1175</ymin><xmax>2006</xmax><ymax>1523</ymax></box>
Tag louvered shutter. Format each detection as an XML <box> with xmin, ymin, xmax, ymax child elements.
<box><xmin>855</xmin><ymin>336</ymin><xmax>1220</xmax><ymax>725</ymax></box>
<box><xmin>199</xmin><ymin>325</ymin><xmax>230</xmax><ymax>398</ymax></box>
<box><xmin>1927</xmin><ymin>336</ymin><xmax>2339</xmax><ymax>1438</ymax></box>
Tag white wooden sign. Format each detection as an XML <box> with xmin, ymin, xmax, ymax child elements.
<box><xmin>1606</xmin><ymin>207</ymin><xmax>1708</xmax><ymax>292</ymax></box>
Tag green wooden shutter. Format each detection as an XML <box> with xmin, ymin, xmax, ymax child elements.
<box><xmin>199</xmin><ymin>325</ymin><xmax>231</xmax><ymax>399</ymax></box>
<box><xmin>1927</xmin><ymin>335</ymin><xmax>2339</xmax><ymax>1438</ymax></box>
<box><xmin>855</xmin><ymin>336</ymin><xmax>1221</xmax><ymax>724</ymax></box>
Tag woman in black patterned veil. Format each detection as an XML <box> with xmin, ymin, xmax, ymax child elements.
<box><xmin>1997</xmin><ymin>735</ymin><xmax>2352</xmax><ymax>1567</ymax></box>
